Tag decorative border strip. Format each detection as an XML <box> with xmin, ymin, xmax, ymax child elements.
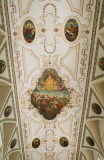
<box><xmin>76</xmin><ymin>0</ymin><xmax>101</xmax><ymax>159</ymax></box>
<box><xmin>4</xmin><ymin>0</ymin><xmax>25</xmax><ymax>159</ymax></box>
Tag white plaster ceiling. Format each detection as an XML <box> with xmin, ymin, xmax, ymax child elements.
<box><xmin>0</xmin><ymin>0</ymin><xmax>104</xmax><ymax>160</ymax></box>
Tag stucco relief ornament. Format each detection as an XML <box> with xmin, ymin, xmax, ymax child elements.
<box><xmin>31</xmin><ymin>68</ymin><xmax>70</xmax><ymax>120</ymax></box>
<box><xmin>45</xmin><ymin>152</ymin><xmax>55</xmax><ymax>160</ymax></box>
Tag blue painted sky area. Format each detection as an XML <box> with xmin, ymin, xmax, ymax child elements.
<box><xmin>66</xmin><ymin>19</ymin><xmax>78</xmax><ymax>27</ymax></box>
<box><xmin>24</xmin><ymin>20</ymin><xmax>35</xmax><ymax>28</ymax></box>
<box><xmin>33</xmin><ymin>89</ymin><xmax>70</xmax><ymax>99</ymax></box>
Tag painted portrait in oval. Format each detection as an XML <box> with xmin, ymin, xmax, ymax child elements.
<box><xmin>60</xmin><ymin>137</ymin><xmax>69</xmax><ymax>147</ymax></box>
<box><xmin>32</xmin><ymin>138</ymin><xmax>40</xmax><ymax>148</ymax></box>
<box><xmin>4</xmin><ymin>105</ymin><xmax>12</xmax><ymax>117</ymax></box>
<box><xmin>98</xmin><ymin>57</ymin><xmax>104</xmax><ymax>71</ymax></box>
<box><xmin>23</xmin><ymin>20</ymin><xmax>35</xmax><ymax>43</ymax></box>
<box><xmin>64</xmin><ymin>18</ymin><xmax>78</xmax><ymax>42</ymax></box>
<box><xmin>0</xmin><ymin>60</ymin><xmax>6</xmax><ymax>74</ymax></box>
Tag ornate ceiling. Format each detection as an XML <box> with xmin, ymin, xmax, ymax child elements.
<box><xmin>0</xmin><ymin>0</ymin><xmax>104</xmax><ymax>160</ymax></box>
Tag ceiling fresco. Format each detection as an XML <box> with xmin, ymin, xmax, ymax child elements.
<box><xmin>0</xmin><ymin>0</ymin><xmax>104</xmax><ymax>160</ymax></box>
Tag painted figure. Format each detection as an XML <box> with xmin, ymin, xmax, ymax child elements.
<box><xmin>65</xmin><ymin>18</ymin><xmax>78</xmax><ymax>42</ymax></box>
<box><xmin>31</xmin><ymin>68</ymin><xmax>70</xmax><ymax>120</ymax></box>
<box><xmin>23</xmin><ymin>20</ymin><xmax>35</xmax><ymax>43</ymax></box>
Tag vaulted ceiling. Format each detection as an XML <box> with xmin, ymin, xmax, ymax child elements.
<box><xmin>0</xmin><ymin>0</ymin><xmax>104</xmax><ymax>160</ymax></box>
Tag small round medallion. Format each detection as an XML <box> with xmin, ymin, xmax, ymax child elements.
<box><xmin>59</xmin><ymin>137</ymin><xmax>69</xmax><ymax>147</ymax></box>
<box><xmin>10</xmin><ymin>139</ymin><xmax>17</xmax><ymax>149</ymax></box>
<box><xmin>0</xmin><ymin>60</ymin><xmax>6</xmax><ymax>74</ymax></box>
<box><xmin>92</xmin><ymin>103</ymin><xmax>102</xmax><ymax>114</ymax></box>
<box><xmin>32</xmin><ymin>138</ymin><xmax>40</xmax><ymax>148</ymax></box>
<box><xmin>98</xmin><ymin>57</ymin><xmax>104</xmax><ymax>71</ymax></box>
<box><xmin>41</xmin><ymin>28</ymin><xmax>46</xmax><ymax>32</ymax></box>
<box><xmin>54</xmin><ymin>28</ymin><xmax>58</xmax><ymax>32</ymax></box>
<box><xmin>4</xmin><ymin>106</ymin><xmax>12</xmax><ymax>117</ymax></box>
<box><xmin>86</xmin><ymin>137</ymin><xmax>94</xmax><ymax>146</ymax></box>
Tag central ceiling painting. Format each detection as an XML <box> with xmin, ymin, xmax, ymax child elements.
<box><xmin>31</xmin><ymin>68</ymin><xmax>70</xmax><ymax>120</ymax></box>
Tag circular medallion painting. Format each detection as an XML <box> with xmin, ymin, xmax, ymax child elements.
<box><xmin>32</xmin><ymin>138</ymin><xmax>40</xmax><ymax>148</ymax></box>
<box><xmin>86</xmin><ymin>137</ymin><xmax>94</xmax><ymax>146</ymax></box>
<box><xmin>0</xmin><ymin>60</ymin><xmax>6</xmax><ymax>74</ymax></box>
<box><xmin>64</xmin><ymin>18</ymin><xmax>78</xmax><ymax>42</ymax></box>
<box><xmin>60</xmin><ymin>137</ymin><xmax>69</xmax><ymax>147</ymax></box>
<box><xmin>10</xmin><ymin>139</ymin><xmax>17</xmax><ymax>149</ymax></box>
<box><xmin>4</xmin><ymin>105</ymin><xmax>12</xmax><ymax>117</ymax></box>
<box><xmin>98</xmin><ymin>57</ymin><xmax>104</xmax><ymax>71</ymax></box>
<box><xmin>92</xmin><ymin>103</ymin><xmax>102</xmax><ymax>114</ymax></box>
<box><xmin>23</xmin><ymin>20</ymin><xmax>35</xmax><ymax>43</ymax></box>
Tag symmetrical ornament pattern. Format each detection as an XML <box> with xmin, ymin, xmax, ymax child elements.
<box><xmin>2</xmin><ymin>0</ymin><xmax>104</xmax><ymax>160</ymax></box>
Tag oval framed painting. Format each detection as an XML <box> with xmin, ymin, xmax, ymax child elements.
<box><xmin>92</xmin><ymin>103</ymin><xmax>102</xmax><ymax>114</ymax></box>
<box><xmin>0</xmin><ymin>60</ymin><xmax>6</xmax><ymax>74</ymax></box>
<box><xmin>4</xmin><ymin>105</ymin><xmax>12</xmax><ymax>117</ymax></box>
<box><xmin>98</xmin><ymin>57</ymin><xmax>104</xmax><ymax>71</ymax></box>
<box><xmin>21</xmin><ymin>17</ymin><xmax>38</xmax><ymax>45</ymax></box>
<box><xmin>62</xmin><ymin>16</ymin><xmax>81</xmax><ymax>44</ymax></box>
<box><xmin>32</xmin><ymin>138</ymin><xmax>40</xmax><ymax>148</ymax></box>
<box><xmin>10</xmin><ymin>139</ymin><xmax>17</xmax><ymax>149</ymax></box>
<box><xmin>86</xmin><ymin>137</ymin><xmax>94</xmax><ymax>146</ymax></box>
<box><xmin>59</xmin><ymin>137</ymin><xmax>69</xmax><ymax>147</ymax></box>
